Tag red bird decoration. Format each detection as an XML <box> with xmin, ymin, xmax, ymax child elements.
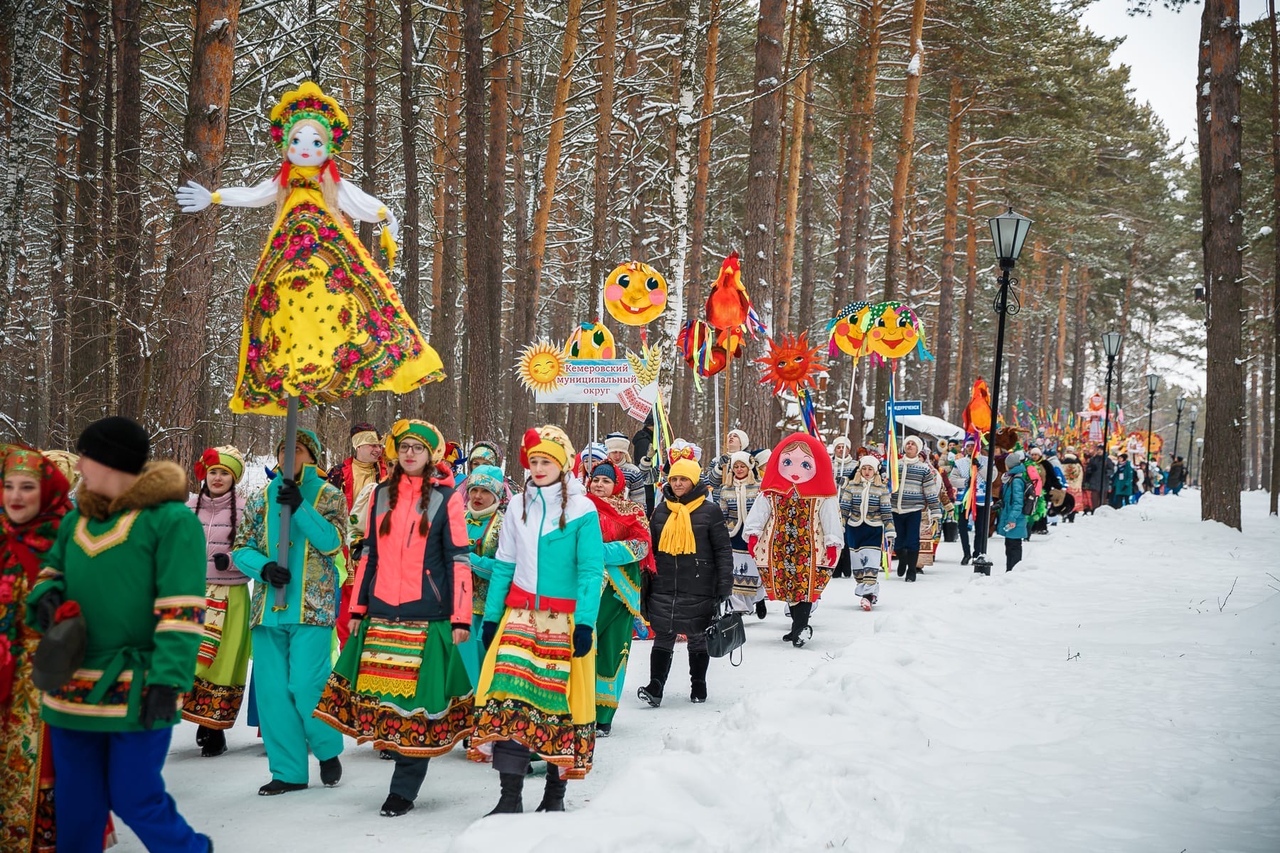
<box><xmin>962</xmin><ymin>378</ymin><xmax>992</xmax><ymax>438</ymax></box>
<box><xmin>705</xmin><ymin>252</ymin><xmax>751</xmax><ymax>335</ymax></box>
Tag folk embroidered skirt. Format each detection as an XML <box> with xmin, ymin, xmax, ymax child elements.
<box><xmin>313</xmin><ymin>618</ymin><xmax>474</xmax><ymax>758</ymax></box>
<box><xmin>181</xmin><ymin>582</ymin><xmax>252</xmax><ymax>729</ymax></box>
<box><xmin>472</xmin><ymin>607</ymin><xmax>596</xmax><ymax>779</ymax></box>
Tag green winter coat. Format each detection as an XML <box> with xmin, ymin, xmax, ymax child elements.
<box><xmin>25</xmin><ymin>462</ymin><xmax>207</xmax><ymax>732</ymax></box>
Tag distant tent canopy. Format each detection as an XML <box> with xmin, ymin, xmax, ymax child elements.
<box><xmin>896</xmin><ymin>413</ymin><xmax>965</xmax><ymax>443</ymax></box>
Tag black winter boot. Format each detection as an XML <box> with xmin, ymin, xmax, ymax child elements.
<box><xmin>755</xmin><ymin>599</ymin><xmax>768</xmax><ymax>620</ymax></box>
<box><xmin>904</xmin><ymin>550</ymin><xmax>918</xmax><ymax>582</ymax></box>
<box><xmin>637</xmin><ymin>648</ymin><xmax>673</xmax><ymax>707</ymax></box>
<box><xmin>486</xmin><ymin>772</ymin><xmax>525</xmax><ymax>816</ymax></box>
<box><xmin>783</xmin><ymin>602</ymin><xmax>813</xmax><ymax>647</ymax></box>
<box><xmin>535</xmin><ymin>764</ymin><xmax>567</xmax><ymax>812</ymax></box>
<box><xmin>689</xmin><ymin>650</ymin><xmax>710</xmax><ymax>703</ymax></box>
<box><xmin>201</xmin><ymin>728</ymin><xmax>227</xmax><ymax>757</ymax></box>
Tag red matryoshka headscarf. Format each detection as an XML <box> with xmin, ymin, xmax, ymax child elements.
<box><xmin>758</xmin><ymin>432</ymin><xmax>837</xmax><ymax>498</ymax></box>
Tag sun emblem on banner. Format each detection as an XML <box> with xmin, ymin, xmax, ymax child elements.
<box><xmin>517</xmin><ymin>340</ymin><xmax>566</xmax><ymax>394</ymax></box>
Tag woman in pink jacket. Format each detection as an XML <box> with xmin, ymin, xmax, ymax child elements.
<box><xmin>314</xmin><ymin>420</ymin><xmax>474</xmax><ymax>818</ymax></box>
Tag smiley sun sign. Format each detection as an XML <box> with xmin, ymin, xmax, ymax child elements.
<box><xmin>604</xmin><ymin>261</ymin><xmax>668</xmax><ymax>326</ymax></box>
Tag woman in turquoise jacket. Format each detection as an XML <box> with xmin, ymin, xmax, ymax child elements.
<box><xmin>471</xmin><ymin>426</ymin><xmax>604</xmax><ymax>816</ymax></box>
<box><xmin>996</xmin><ymin>450</ymin><xmax>1030</xmax><ymax>572</ymax></box>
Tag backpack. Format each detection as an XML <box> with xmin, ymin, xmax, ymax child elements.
<box><xmin>1018</xmin><ymin>475</ymin><xmax>1036</xmax><ymax>517</ymax></box>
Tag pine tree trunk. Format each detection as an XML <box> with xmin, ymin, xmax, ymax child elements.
<box><xmin>1053</xmin><ymin>239</ymin><xmax>1071</xmax><ymax>414</ymax></box>
<box><xmin>1269</xmin><ymin>0</ymin><xmax>1280</xmax><ymax>514</ymax></box>
<box><xmin>429</xmin><ymin>0</ymin><xmax>462</xmax><ymax>439</ymax></box>
<box><xmin>504</xmin><ymin>0</ymin><xmax>531</xmax><ymax>474</ymax></box>
<box><xmin>776</xmin><ymin>5</ymin><xmax>808</xmax><ymax>335</ymax></box>
<box><xmin>957</xmin><ymin>169</ymin><xmax>979</xmax><ymax>415</ymax></box>
<box><xmin>1197</xmin><ymin>0</ymin><xmax>1244</xmax><ymax>526</ymax></box>
<box><xmin>485</xmin><ymin>0</ymin><xmax>512</xmax><ymax>441</ymax></box>
<box><xmin>1071</xmin><ymin>266</ymin><xmax>1090</xmax><ymax>413</ymax></box>
<box><xmin>462</xmin><ymin>0</ymin><xmax>494</xmax><ymax>445</ymax></box>
<box><xmin>932</xmin><ymin>75</ymin><xmax>963</xmax><ymax>419</ymax></box>
<box><xmin>851</xmin><ymin>0</ymin><xmax>882</xmax><ymax>305</ymax></box>
<box><xmin>588</xmin><ymin>0</ymin><xmax>617</xmax><ymax>314</ymax></box>
<box><xmin>740</xmin><ymin>0</ymin><xmax>786</xmax><ymax>442</ymax></box>
<box><xmin>111</xmin><ymin>0</ymin><xmax>144</xmax><ymax>418</ymax></box>
<box><xmin>48</xmin><ymin>10</ymin><xmax>76</xmax><ymax>445</ymax></box>
<box><xmin>882</xmin><ymin>0</ymin><xmax>927</xmax><ymax>303</ymax></box>
<box><xmin>687</xmin><ymin>0</ymin><xmax>720</xmax><ymax>303</ymax></box>
<box><xmin>797</xmin><ymin>45</ymin><xmax>817</xmax><ymax>329</ymax></box>
<box><xmin>399</xmin><ymin>0</ymin><xmax>421</xmax><ymax>320</ymax></box>
<box><xmin>152</xmin><ymin>0</ymin><xmax>238</xmax><ymax>467</ymax></box>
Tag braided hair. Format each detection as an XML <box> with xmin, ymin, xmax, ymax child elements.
<box><xmin>195</xmin><ymin>480</ymin><xmax>240</xmax><ymax>543</ymax></box>
<box><xmin>521</xmin><ymin>471</ymin><xmax>569</xmax><ymax>531</ymax></box>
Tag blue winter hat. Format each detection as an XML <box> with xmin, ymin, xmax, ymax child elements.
<box><xmin>466</xmin><ymin>465</ymin><xmax>505</xmax><ymax>499</ymax></box>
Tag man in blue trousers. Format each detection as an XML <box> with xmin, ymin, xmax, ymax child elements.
<box><xmin>234</xmin><ymin>428</ymin><xmax>347</xmax><ymax>795</ymax></box>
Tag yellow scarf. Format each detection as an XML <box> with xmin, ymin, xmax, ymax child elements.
<box><xmin>659</xmin><ymin>495</ymin><xmax>706</xmax><ymax>556</ymax></box>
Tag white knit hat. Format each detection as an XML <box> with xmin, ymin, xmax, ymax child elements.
<box><xmin>858</xmin><ymin>456</ymin><xmax>880</xmax><ymax>470</ymax></box>
<box><xmin>604</xmin><ymin>432</ymin><xmax>630</xmax><ymax>455</ymax></box>
<box><xmin>902</xmin><ymin>435</ymin><xmax>924</xmax><ymax>454</ymax></box>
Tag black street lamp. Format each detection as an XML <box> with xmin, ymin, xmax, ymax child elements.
<box><xmin>1172</xmin><ymin>395</ymin><xmax>1186</xmax><ymax>463</ymax></box>
<box><xmin>972</xmin><ymin>207</ymin><xmax>1031</xmax><ymax>577</ymax></box>
<box><xmin>1145</xmin><ymin>373</ymin><xmax>1160</xmax><ymax>466</ymax></box>
<box><xmin>1186</xmin><ymin>404</ymin><xmax>1198</xmax><ymax>484</ymax></box>
<box><xmin>1100</xmin><ymin>331</ymin><xmax>1122</xmax><ymax>504</ymax></box>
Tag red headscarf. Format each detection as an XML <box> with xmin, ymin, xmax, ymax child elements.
<box><xmin>585</xmin><ymin>461</ymin><xmax>656</xmax><ymax>573</ymax></box>
<box><xmin>758</xmin><ymin>432</ymin><xmax>838</xmax><ymax>498</ymax></box>
<box><xmin>1</xmin><ymin>448</ymin><xmax>73</xmax><ymax>703</ymax></box>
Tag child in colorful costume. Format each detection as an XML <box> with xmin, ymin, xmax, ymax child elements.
<box><xmin>25</xmin><ymin>417</ymin><xmax>210</xmax><ymax>851</ymax></box>
<box><xmin>233</xmin><ymin>428</ymin><xmax>346</xmax><ymax>795</ymax></box>
<box><xmin>718</xmin><ymin>450</ymin><xmax>766</xmax><ymax>618</ymax></box>
<box><xmin>473</xmin><ymin>427</ymin><xmax>604</xmax><ymax>814</ymax></box>
<box><xmin>315</xmin><ymin>420</ymin><xmax>473</xmax><ymax>818</ymax></box>
<box><xmin>459</xmin><ymin>464</ymin><xmax>506</xmax><ymax>688</ymax></box>
<box><xmin>182</xmin><ymin>446</ymin><xmax>252</xmax><ymax>758</ymax></box>
<box><xmin>838</xmin><ymin>456</ymin><xmax>895</xmax><ymax>611</ymax></box>
<box><xmin>1</xmin><ymin>446</ymin><xmax>72</xmax><ymax>852</ymax></box>
<box><xmin>174</xmin><ymin>81</ymin><xmax>443</xmax><ymax>414</ymax></box>
<box><xmin>584</xmin><ymin>461</ymin><xmax>653</xmax><ymax>736</ymax></box>
<box><xmin>744</xmin><ymin>432</ymin><xmax>841</xmax><ymax>647</ymax></box>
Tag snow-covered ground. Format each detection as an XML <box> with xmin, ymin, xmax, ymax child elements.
<box><xmin>115</xmin><ymin>491</ymin><xmax>1279</xmax><ymax>852</ymax></box>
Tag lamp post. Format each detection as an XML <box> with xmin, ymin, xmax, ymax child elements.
<box><xmin>1186</xmin><ymin>404</ymin><xmax>1198</xmax><ymax>485</ymax></box>
<box><xmin>1172</xmin><ymin>395</ymin><xmax>1186</xmax><ymax>463</ymax></box>
<box><xmin>972</xmin><ymin>207</ymin><xmax>1031</xmax><ymax>577</ymax></box>
<box><xmin>1100</xmin><ymin>331</ymin><xmax>1122</xmax><ymax>505</ymax></box>
<box><xmin>1144</xmin><ymin>373</ymin><xmax>1160</xmax><ymax>467</ymax></box>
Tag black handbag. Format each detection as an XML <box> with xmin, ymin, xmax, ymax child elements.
<box><xmin>704</xmin><ymin>605</ymin><xmax>746</xmax><ymax>666</ymax></box>
<box><xmin>942</xmin><ymin>520</ymin><xmax>958</xmax><ymax>542</ymax></box>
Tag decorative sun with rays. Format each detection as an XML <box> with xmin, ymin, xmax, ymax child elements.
<box><xmin>517</xmin><ymin>340</ymin><xmax>566</xmax><ymax>394</ymax></box>
<box><xmin>755</xmin><ymin>332</ymin><xmax>825</xmax><ymax>396</ymax></box>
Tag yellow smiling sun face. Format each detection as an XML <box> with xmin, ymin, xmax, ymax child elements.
<box><xmin>604</xmin><ymin>261</ymin><xmax>668</xmax><ymax>326</ymax></box>
<box><xmin>517</xmin><ymin>340</ymin><xmax>566</xmax><ymax>393</ymax></box>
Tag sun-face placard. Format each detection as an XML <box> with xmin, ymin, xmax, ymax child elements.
<box><xmin>826</xmin><ymin>300</ymin><xmax>873</xmax><ymax>358</ymax></box>
<box><xmin>517</xmin><ymin>340</ymin><xmax>566</xmax><ymax>394</ymax></box>
<box><xmin>564</xmin><ymin>321</ymin><xmax>616</xmax><ymax>359</ymax></box>
<box><xmin>604</xmin><ymin>261</ymin><xmax>668</xmax><ymax>326</ymax></box>
<box><xmin>755</xmin><ymin>332</ymin><xmax>825</xmax><ymax>396</ymax></box>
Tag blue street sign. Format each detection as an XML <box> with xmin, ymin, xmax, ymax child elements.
<box><xmin>885</xmin><ymin>399</ymin><xmax>922</xmax><ymax>417</ymax></box>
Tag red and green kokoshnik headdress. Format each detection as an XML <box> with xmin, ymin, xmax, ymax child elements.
<box><xmin>268</xmin><ymin>81</ymin><xmax>351</xmax><ymax>156</ymax></box>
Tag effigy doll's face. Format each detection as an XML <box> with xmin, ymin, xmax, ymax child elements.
<box><xmin>287</xmin><ymin>123</ymin><xmax>329</xmax><ymax>167</ymax></box>
<box><xmin>777</xmin><ymin>443</ymin><xmax>816</xmax><ymax>486</ymax></box>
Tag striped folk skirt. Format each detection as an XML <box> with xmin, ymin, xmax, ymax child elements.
<box><xmin>181</xmin><ymin>583</ymin><xmax>252</xmax><ymax>729</ymax></box>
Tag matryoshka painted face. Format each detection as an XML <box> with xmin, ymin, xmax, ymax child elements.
<box><xmin>777</xmin><ymin>442</ymin><xmax>816</xmax><ymax>485</ymax></box>
<box><xmin>287</xmin><ymin>122</ymin><xmax>329</xmax><ymax>168</ymax></box>
<box><xmin>604</xmin><ymin>262</ymin><xmax>668</xmax><ymax>326</ymax></box>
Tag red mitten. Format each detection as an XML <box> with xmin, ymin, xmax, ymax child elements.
<box><xmin>825</xmin><ymin>546</ymin><xmax>838</xmax><ymax>567</ymax></box>
<box><xmin>748</xmin><ymin>535</ymin><xmax>759</xmax><ymax>555</ymax></box>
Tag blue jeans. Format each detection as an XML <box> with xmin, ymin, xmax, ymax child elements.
<box><xmin>49</xmin><ymin>726</ymin><xmax>208</xmax><ymax>853</ymax></box>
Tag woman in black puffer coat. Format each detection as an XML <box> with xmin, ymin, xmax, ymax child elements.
<box><xmin>639</xmin><ymin>459</ymin><xmax>733</xmax><ymax>707</ymax></box>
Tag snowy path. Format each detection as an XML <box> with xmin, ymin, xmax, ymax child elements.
<box><xmin>114</xmin><ymin>492</ymin><xmax>1279</xmax><ymax>852</ymax></box>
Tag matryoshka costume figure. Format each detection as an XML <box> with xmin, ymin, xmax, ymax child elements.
<box><xmin>473</xmin><ymin>427</ymin><xmax>604</xmax><ymax>815</ymax></box>
<box><xmin>744</xmin><ymin>433</ymin><xmax>841</xmax><ymax>647</ymax></box>
<box><xmin>174</xmin><ymin>81</ymin><xmax>443</xmax><ymax>413</ymax></box>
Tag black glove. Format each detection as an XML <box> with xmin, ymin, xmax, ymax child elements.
<box><xmin>351</xmin><ymin>539</ymin><xmax>366</xmax><ymax>562</ymax></box>
<box><xmin>261</xmin><ymin>561</ymin><xmax>291</xmax><ymax>586</ymax></box>
<box><xmin>481</xmin><ymin>621</ymin><xmax>498</xmax><ymax>651</ymax></box>
<box><xmin>139</xmin><ymin>684</ymin><xmax>180</xmax><ymax>729</ymax></box>
<box><xmin>277</xmin><ymin>479</ymin><xmax>304</xmax><ymax>512</ymax></box>
<box><xmin>212</xmin><ymin>552</ymin><xmax>230</xmax><ymax>572</ymax></box>
<box><xmin>572</xmin><ymin>625</ymin><xmax>593</xmax><ymax>658</ymax></box>
<box><xmin>35</xmin><ymin>590</ymin><xmax>65</xmax><ymax>632</ymax></box>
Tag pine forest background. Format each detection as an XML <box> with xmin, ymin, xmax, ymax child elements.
<box><xmin>0</xmin><ymin>0</ymin><xmax>1275</xmax><ymax>516</ymax></box>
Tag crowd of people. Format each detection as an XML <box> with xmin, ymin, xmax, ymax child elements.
<box><xmin>0</xmin><ymin>414</ymin><xmax>1192</xmax><ymax>850</ymax></box>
